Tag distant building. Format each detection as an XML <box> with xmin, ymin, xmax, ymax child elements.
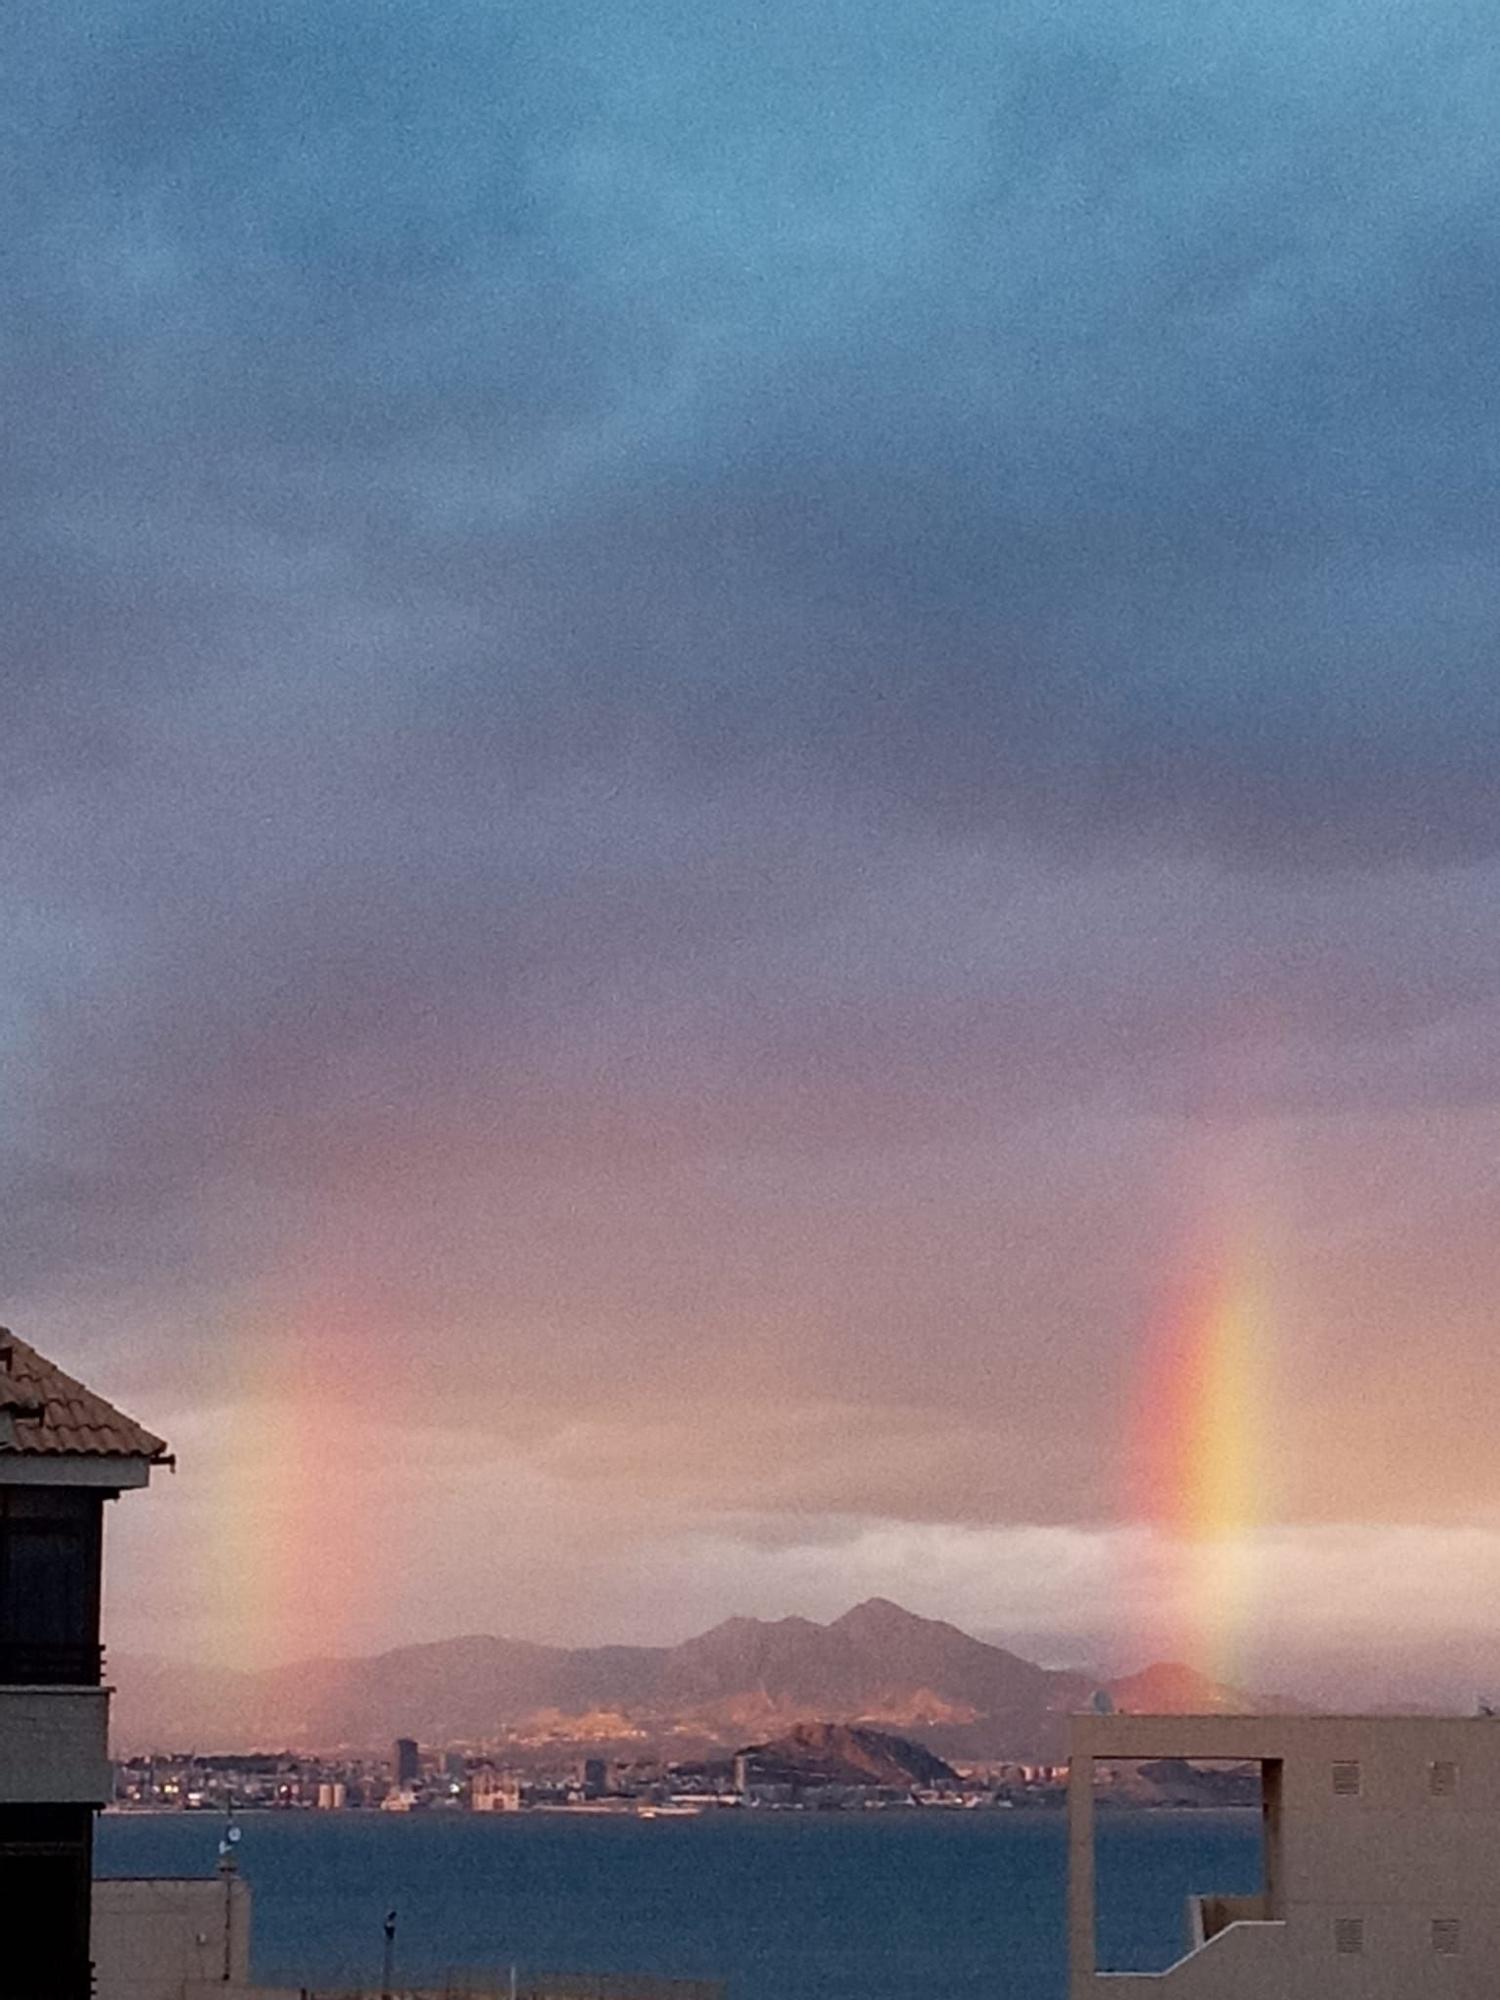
<box><xmin>394</xmin><ymin>1735</ymin><xmax>420</xmax><ymax>1786</ymax></box>
<box><xmin>0</xmin><ymin>1330</ymin><xmax>170</xmax><ymax>1999</ymax></box>
<box><xmin>1070</xmin><ymin>1711</ymin><xmax>1500</xmax><ymax>1996</ymax></box>
<box><xmin>581</xmin><ymin>1756</ymin><xmax>608</xmax><ymax>1797</ymax></box>
<box><xmin>472</xmin><ymin>1763</ymin><xmax>522</xmax><ymax>1812</ymax></box>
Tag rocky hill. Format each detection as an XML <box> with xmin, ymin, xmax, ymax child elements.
<box><xmin>739</xmin><ymin>1721</ymin><xmax>959</xmax><ymax>1790</ymax></box>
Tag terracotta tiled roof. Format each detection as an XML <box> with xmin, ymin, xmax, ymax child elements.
<box><xmin>0</xmin><ymin>1331</ymin><xmax>169</xmax><ymax>1461</ymax></box>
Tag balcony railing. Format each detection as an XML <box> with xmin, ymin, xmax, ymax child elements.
<box><xmin>0</xmin><ymin>1641</ymin><xmax>104</xmax><ymax>1686</ymax></box>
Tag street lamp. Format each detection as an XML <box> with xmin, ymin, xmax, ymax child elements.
<box><xmin>381</xmin><ymin>1908</ymin><xmax>398</xmax><ymax>1999</ymax></box>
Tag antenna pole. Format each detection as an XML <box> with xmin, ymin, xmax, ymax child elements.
<box><xmin>217</xmin><ymin>1811</ymin><xmax>240</xmax><ymax>1983</ymax></box>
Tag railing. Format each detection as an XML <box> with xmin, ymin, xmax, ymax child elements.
<box><xmin>0</xmin><ymin>1640</ymin><xmax>105</xmax><ymax>1686</ymax></box>
<box><xmin>1193</xmin><ymin>1894</ymin><xmax>1267</xmax><ymax>1947</ymax></box>
<box><xmin>293</xmin><ymin>1980</ymin><xmax>725</xmax><ymax>1999</ymax></box>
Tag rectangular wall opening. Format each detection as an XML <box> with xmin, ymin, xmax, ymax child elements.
<box><xmin>1091</xmin><ymin>1758</ymin><xmax>1282</xmax><ymax>1974</ymax></box>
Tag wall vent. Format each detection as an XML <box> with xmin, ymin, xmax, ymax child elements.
<box><xmin>1432</xmin><ymin>1918</ymin><xmax>1461</xmax><ymax>1956</ymax></box>
<box><xmin>1334</xmin><ymin>1917</ymin><xmax>1365</xmax><ymax>1956</ymax></box>
<box><xmin>1331</xmin><ymin>1760</ymin><xmax>1362</xmax><ymax>1796</ymax></box>
<box><xmin>1429</xmin><ymin>1760</ymin><xmax>1458</xmax><ymax>1798</ymax></box>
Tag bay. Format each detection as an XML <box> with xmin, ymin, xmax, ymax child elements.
<box><xmin>96</xmin><ymin>1809</ymin><xmax>1262</xmax><ymax>1999</ymax></box>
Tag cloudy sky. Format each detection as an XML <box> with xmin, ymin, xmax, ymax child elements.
<box><xmin>7</xmin><ymin>0</ymin><xmax>1500</xmax><ymax>1696</ymax></box>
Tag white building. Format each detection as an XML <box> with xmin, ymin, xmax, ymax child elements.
<box><xmin>1070</xmin><ymin>1710</ymin><xmax>1500</xmax><ymax>1997</ymax></box>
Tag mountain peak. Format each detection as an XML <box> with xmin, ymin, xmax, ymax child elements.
<box><xmin>833</xmin><ymin>1597</ymin><xmax>934</xmax><ymax>1633</ymax></box>
<box><xmin>695</xmin><ymin>1613</ymin><xmax>823</xmax><ymax>1643</ymax></box>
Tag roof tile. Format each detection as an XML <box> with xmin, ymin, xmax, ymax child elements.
<box><xmin>0</xmin><ymin>1331</ymin><xmax>169</xmax><ymax>1461</ymax></box>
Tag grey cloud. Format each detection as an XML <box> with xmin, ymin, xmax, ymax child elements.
<box><xmin>4</xmin><ymin>0</ymin><xmax>1500</xmax><ymax>1566</ymax></box>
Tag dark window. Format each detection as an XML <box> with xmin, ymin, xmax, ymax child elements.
<box><xmin>0</xmin><ymin>1490</ymin><xmax>104</xmax><ymax>1683</ymax></box>
<box><xmin>0</xmin><ymin>1804</ymin><xmax>94</xmax><ymax>1998</ymax></box>
<box><xmin>1333</xmin><ymin>1916</ymin><xmax>1364</xmax><ymax>1955</ymax></box>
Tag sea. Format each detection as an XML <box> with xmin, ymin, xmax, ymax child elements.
<box><xmin>96</xmin><ymin>1808</ymin><xmax>1262</xmax><ymax>1999</ymax></box>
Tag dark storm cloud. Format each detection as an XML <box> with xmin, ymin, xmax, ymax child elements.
<box><xmin>7</xmin><ymin>0</ymin><xmax>1500</xmax><ymax>856</ymax></box>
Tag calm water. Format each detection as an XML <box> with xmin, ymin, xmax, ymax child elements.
<box><xmin>96</xmin><ymin>1809</ymin><xmax>1261</xmax><ymax>2000</ymax></box>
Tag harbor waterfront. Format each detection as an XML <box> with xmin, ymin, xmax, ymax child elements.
<box><xmin>97</xmin><ymin>1806</ymin><xmax>1261</xmax><ymax>2000</ymax></box>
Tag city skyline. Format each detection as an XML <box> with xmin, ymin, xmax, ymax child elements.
<box><xmin>7</xmin><ymin>0</ymin><xmax>1500</xmax><ymax>1694</ymax></box>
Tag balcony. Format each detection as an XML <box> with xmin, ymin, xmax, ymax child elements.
<box><xmin>0</xmin><ymin>1640</ymin><xmax>104</xmax><ymax>1686</ymax></box>
<box><xmin>1095</xmin><ymin>1917</ymin><xmax>1287</xmax><ymax>1990</ymax></box>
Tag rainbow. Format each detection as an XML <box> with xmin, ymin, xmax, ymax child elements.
<box><xmin>1128</xmin><ymin>1236</ymin><xmax>1271</xmax><ymax>1687</ymax></box>
<box><xmin>199</xmin><ymin>1279</ymin><xmax>414</xmax><ymax>1669</ymax></box>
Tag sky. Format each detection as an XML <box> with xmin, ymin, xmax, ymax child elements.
<box><xmin>6</xmin><ymin>0</ymin><xmax>1500</xmax><ymax>1699</ymax></box>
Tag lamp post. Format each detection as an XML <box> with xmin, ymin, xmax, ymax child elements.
<box><xmin>381</xmin><ymin>1909</ymin><xmax>398</xmax><ymax>2000</ymax></box>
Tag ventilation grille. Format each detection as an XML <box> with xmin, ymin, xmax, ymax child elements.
<box><xmin>1432</xmin><ymin>1918</ymin><xmax>1461</xmax><ymax>1956</ymax></box>
<box><xmin>1429</xmin><ymin>1759</ymin><xmax>1458</xmax><ymax>1798</ymax></box>
<box><xmin>1331</xmin><ymin>1760</ymin><xmax>1362</xmax><ymax>1797</ymax></box>
<box><xmin>1334</xmin><ymin>1917</ymin><xmax>1365</xmax><ymax>1956</ymax></box>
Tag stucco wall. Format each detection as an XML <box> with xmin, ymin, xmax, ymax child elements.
<box><xmin>0</xmin><ymin>1684</ymin><xmax>111</xmax><ymax>1802</ymax></box>
<box><xmin>93</xmin><ymin>1875</ymin><xmax>252</xmax><ymax>2000</ymax></box>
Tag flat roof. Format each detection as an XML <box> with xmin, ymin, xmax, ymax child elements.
<box><xmin>1071</xmin><ymin>1711</ymin><xmax>1498</xmax><ymax>1757</ymax></box>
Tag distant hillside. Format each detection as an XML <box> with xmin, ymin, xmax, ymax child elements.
<box><xmin>1107</xmin><ymin>1663</ymin><xmax>1255</xmax><ymax>1714</ymax></box>
<box><xmin>739</xmin><ymin>1721</ymin><xmax>958</xmax><ymax>1790</ymax></box>
<box><xmin>110</xmin><ymin>1597</ymin><xmax>1276</xmax><ymax>1760</ymax></box>
<box><xmin>1108</xmin><ymin>1662</ymin><xmax>1307</xmax><ymax>1717</ymax></box>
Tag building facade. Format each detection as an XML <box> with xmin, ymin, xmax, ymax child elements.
<box><xmin>0</xmin><ymin>1332</ymin><xmax>169</xmax><ymax>1998</ymax></box>
<box><xmin>93</xmin><ymin>1876</ymin><xmax>251</xmax><ymax>2000</ymax></box>
<box><xmin>1070</xmin><ymin>1711</ymin><xmax>1500</xmax><ymax>1997</ymax></box>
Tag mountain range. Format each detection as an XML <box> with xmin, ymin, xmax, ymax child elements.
<box><xmin>110</xmin><ymin>1598</ymin><xmax>1269</xmax><ymax>1761</ymax></box>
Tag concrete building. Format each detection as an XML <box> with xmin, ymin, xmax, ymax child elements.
<box><xmin>93</xmin><ymin>1877</ymin><xmax>723</xmax><ymax>2000</ymax></box>
<box><xmin>1070</xmin><ymin>1711</ymin><xmax>1500</xmax><ymax>1996</ymax></box>
<box><xmin>93</xmin><ymin>1875</ymin><xmax>251</xmax><ymax>1999</ymax></box>
<box><xmin>394</xmin><ymin>1735</ymin><xmax>420</xmax><ymax>1786</ymax></box>
<box><xmin>471</xmin><ymin>1762</ymin><xmax>521</xmax><ymax>1812</ymax></box>
<box><xmin>0</xmin><ymin>1331</ymin><xmax>170</xmax><ymax>1999</ymax></box>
